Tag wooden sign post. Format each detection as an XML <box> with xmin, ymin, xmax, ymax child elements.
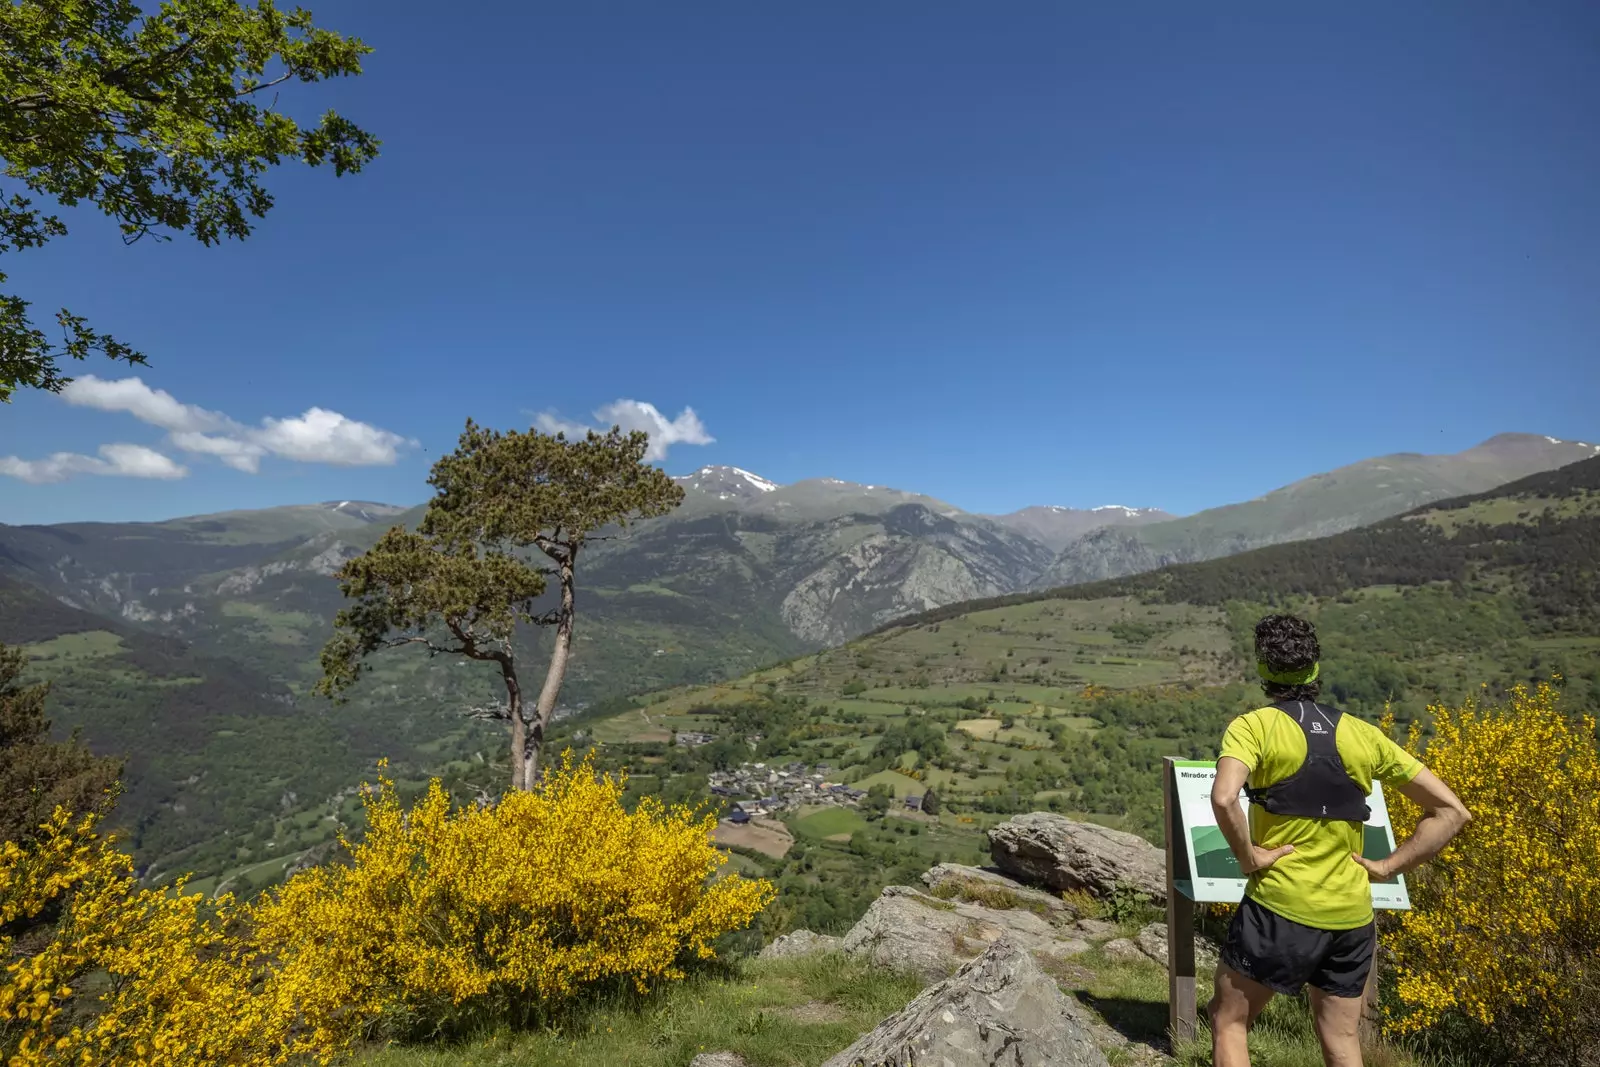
<box><xmin>1163</xmin><ymin>757</ymin><xmax>1198</xmax><ymax>1044</ymax></box>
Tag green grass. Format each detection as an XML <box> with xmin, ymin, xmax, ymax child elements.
<box><xmin>23</xmin><ymin>630</ymin><xmax>126</xmax><ymax>660</ymax></box>
<box><xmin>218</xmin><ymin>601</ymin><xmax>319</xmax><ymax>644</ymax></box>
<box><xmin>791</xmin><ymin>808</ymin><xmax>867</xmax><ymax>839</ymax></box>
<box><xmin>848</xmin><ymin>769</ymin><xmax>926</xmax><ymax>797</ymax></box>
<box><xmin>1411</xmin><ymin>490</ymin><xmax>1599</xmax><ymax>534</ymax></box>
<box><xmin>1054</xmin><ymin>950</ymin><xmax>1435</xmax><ymax>1067</ymax></box>
<box><xmin>350</xmin><ymin>944</ymin><xmax>1447</xmax><ymax>1067</ymax></box>
<box><xmin>356</xmin><ymin>954</ymin><xmax>924</xmax><ymax>1067</ymax></box>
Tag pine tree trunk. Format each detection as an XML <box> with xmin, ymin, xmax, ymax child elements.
<box><xmin>504</xmin><ymin>663</ymin><xmax>526</xmax><ymax>791</ymax></box>
<box><xmin>527</xmin><ymin>558</ymin><xmax>576</xmax><ymax>786</ymax></box>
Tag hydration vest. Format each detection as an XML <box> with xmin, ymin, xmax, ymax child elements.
<box><xmin>1242</xmin><ymin>700</ymin><xmax>1372</xmax><ymax>822</ymax></box>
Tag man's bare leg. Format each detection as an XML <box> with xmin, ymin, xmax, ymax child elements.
<box><xmin>1308</xmin><ymin>986</ymin><xmax>1364</xmax><ymax>1067</ymax></box>
<box><xmin>1209</xmin><ymin>964</ymin><xmax>1275</xmax><ymax>1067</ymax></box>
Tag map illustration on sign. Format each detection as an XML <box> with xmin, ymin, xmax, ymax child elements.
<box><xmin>1170</xmin><ymin>760</ymin><xmax>1410</xmax><ymax>909</ymax></box>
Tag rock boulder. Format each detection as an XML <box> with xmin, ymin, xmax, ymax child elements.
<box><xmin>821</xmin><ymin>939</ymin><xmax>1109</xmax><ymax>1067</ymax></box>
<box><xmin>987</xmin><ymin>813</ymin><xmax>1166</xmax><ymax>904</ymax></box>
<box><xmin>921</xmin><ymin>863</ymin><xmax>1078</xmax><ymax>919</ymax></box>
<box><xmin>1134</xmin><ymin>921</ymin><xmax>1219</xmax><ymax>969</ymax></box>
<box><xmin>1100</xmin><ymin>938</ymin><xmax>1147</xmax><ymax>964</ymax></box>
<box><xmin>841</xmin><ymin>885</ymin><xmax>1091</xmax><ymax>982</ymax></box>
<box><xmin>758</xmin><ymin>929</ymin><xmax>842</xmax><ymax>960</ymax></box>
<box><xmin>689</xmin><ymin>1055</ymin><xmax>746</xmax><ymax>1067</ymax></box>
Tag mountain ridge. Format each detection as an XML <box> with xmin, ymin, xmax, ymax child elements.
<box><xmin>1034</xmin><ymin>432</ymin><xmax>1600</xmax><ymax>587</ymax></box>
<box><xmin>3</xmin><ymin>432</ymin><xmax>1595</xmax><ymax>658</ymax></box>
<box><xmin>4</xmin><ymin>437</ymin><xmax>1596</xmax><ymax>890</ymax></box>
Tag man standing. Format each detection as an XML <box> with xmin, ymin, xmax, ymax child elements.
<box><xmin>1208</xmin><ymin>614</ymin><xmax>1471</xmax><ymax>1067</ymax></box>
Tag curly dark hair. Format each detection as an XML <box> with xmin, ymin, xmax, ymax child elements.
<box><xmin>1254</xmin><ymin>613</ymin><xmax>1322</xmax><ymax>702</ymax></box>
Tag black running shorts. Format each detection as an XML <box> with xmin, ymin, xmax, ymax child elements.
<box><xmin>1219</xmin><ymin>896</ymin><xmax>1375</xmax><ymax>998</ymax></box>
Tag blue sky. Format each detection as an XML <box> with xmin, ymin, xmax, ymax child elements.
<box><xmin>2</xmin><ymin>2</ymin><xmax>1597</xmax><ymax>524</ymax></box>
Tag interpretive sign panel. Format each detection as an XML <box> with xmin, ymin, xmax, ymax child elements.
<box><xmin>1168</xmin><ymin>759</ymin><xmax>1410</xmax><ymax>909</ymax></box>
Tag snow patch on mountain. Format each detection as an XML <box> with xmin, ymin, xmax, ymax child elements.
<box><xmin>730</xmin><ymin>467</ymin><xmax>777</xmax><ymax>492</ymax></box>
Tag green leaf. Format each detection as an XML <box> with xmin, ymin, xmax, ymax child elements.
<box><xmin>0</xmin><ymin>0</ymin><xmax>379</xmax><ymax>400</ymax></box>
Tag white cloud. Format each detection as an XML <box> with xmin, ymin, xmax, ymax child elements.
<box><xmin>535</xmin><ymin>399</ymin><xmax>714</xmax><ymax>462</ymax></box>
<box><xmin>60</xmin><ymin>376</ymin><xmax>227</xmax><ymax>433</ymax></box>
<box><xmin>59</xmin><ymin>376</ymin><xmax>414</xmax><ymax>472</ymax></box>
<box><xmin>0</xmin><ymin>443</ymin><xmax>188</xmax><ymax>484</ymax></box>
<box><xmin>253</xmin><ymin>408</ymin><xmax>411</xmax><ymax>466</ymax></box>
<box><xmin>168</xmin><ymin>431</ymin><xmax>267</xmax><ymax>473</ymax></box>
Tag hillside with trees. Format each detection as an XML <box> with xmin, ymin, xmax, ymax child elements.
<box><xmin>547</xmin><ymin>455</ymin><xmax>1600</xmax><ymax>936</ymax></box>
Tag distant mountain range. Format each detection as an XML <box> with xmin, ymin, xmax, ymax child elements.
<box><xmin>3</xmin><ymin>430</ymin><xmax>1595</xmax><ymax>881</ymax></box>
<box><xmin>3</xmin><ymin>433</ymin><xmax>1596</xmax><ymax>657</ymax></box>
<box><xmin>1036</xmin><ymin>432</ymin><xmax>1600</xmax><ymax>587</ymax></box>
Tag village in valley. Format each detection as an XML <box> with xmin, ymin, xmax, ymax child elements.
<box><xmin>705</xmin><ymin>758</ymin><xmax>927</xmax><ymax>821</ymax></box>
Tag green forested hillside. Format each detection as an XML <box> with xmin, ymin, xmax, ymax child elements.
<box><xmin>547</xmin><ymin>456</ymin><xmax>1600</xmax><ymax>934</ymax></box>
<box><xmin>6</xmin><ymin>453</ymin><xmax>1597</xmax><ymax>899</ymax></box>
<box><xmin>1037</xmin><ymin>432</ymin><xmax>1600</xmax><ymax>586</ymax></box>
<box><xmin>1</xmin><ymin>575</ymin><xmax>499</xmax><ymax>888</ymax></box>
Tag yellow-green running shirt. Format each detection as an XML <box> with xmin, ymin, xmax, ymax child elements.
<box><xmin>1219</xmin><ymin>705</ymin><xmax>1422</xmax><ymax>930</ymax></box>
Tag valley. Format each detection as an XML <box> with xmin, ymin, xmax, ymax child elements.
<box><xmin>2</xmin><ymin>438</ymin><xmax>1597</xmax><ymax>900</ymax></box>
<box><xmin>530</xmin><ymin>455</ymin><xmax>1600</xmax><ymax>932</ymax></box>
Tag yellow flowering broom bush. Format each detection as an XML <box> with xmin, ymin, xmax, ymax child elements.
<box><xmin>252</xmin><ymin>751</ymin><xmax>775</xmax><ymax>1039</ymax></box>
<box><xmin>2</xmin><ymin>753</ymin><xmax>773</xmax><ymax>1064</ymax></box>
<box><xmin>0</xmin><ymin>808</ymin><xmax>321</xmax><ymax>1066</ymax></box>
<box><xmin>1383</xmin><ymin>681</ymin><xmax>1600</xmax><ymax>1064</ymax></box>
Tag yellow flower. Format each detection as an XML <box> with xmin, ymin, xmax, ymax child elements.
<box><xmin>0</xmin><ymin>751</ymin><xmax>772</xmax><ymax>1065</ymax></box>
<box><xmin>1382</xmin><ymin>682</ymin><xmax>1599</xmax><ymax>1061</ymax></box>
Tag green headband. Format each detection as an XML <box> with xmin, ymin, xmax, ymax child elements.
<box><xmin>1258</xmin><ymin>660</ymin><xmax>1320</xmax><ymax>685</ymax></box>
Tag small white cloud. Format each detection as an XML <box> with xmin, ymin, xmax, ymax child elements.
<box><xmin>254</xmin><ymin>408</ymin><xmax>412</xmax><ymax>466</ymax></box>
<box><xmin>535</xmin><ymin>398</ymin><xmax>714</xmax><ymax>462</ymax></box>
<box><xmin>59</xmin><ymin>376</ymin><xmax>413</xmax><ymax>472</ymax></box>
<box><xmin>0</xmin><ymin>443</ymin><xmax>188</xmax><ymax>484</ymax></box>
<box><xmin>168</xmin><ymin>431</ymin><xmax>267</xmax><ymax>473</ymax></box>
<box><xmin>60</xmin><ymin>376</ymin><xmax>227</xmax><ymax>433</ymax></box>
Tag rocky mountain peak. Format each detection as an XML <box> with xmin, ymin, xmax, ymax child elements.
<box><xmin>317</xmin><ymin>500</ymin><xmax>407</xmax><ymax>523</ymax></box>
<box><xmin>1469</xmin><ymin>432</ymin><xmax>1600</xmax><ymax>456</ymax></box>
<box><xmin>1089</xmin><ymin>504</ymin><xmax>1161</xmax><ymax>515</ymax></box>
<box><xmin>987</xmin><ymin>503</ymin><xmax>1174</xmax><ymax>553</ymax></box>
<box><xmin>674</xmin><ymin>465</ymin><xmax>781</xmax><ymax>501</ymax></box>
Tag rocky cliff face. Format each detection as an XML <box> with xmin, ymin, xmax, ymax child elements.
<box><xmin>987</xmin><ymin>504</ymin><xmax>1172</xmax><ymax>554</ymax></box>
<box><xmin>776</xmin><ymin>505</ymin><xmax>1054</xmax><ymax>644</ymax></box>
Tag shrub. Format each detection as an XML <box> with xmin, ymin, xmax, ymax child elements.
<box><xmin>0</xmin><ymin>808</ymin><xmax>303</xmax><ymax>1067</ymax></box>
<box><xmin>2</xmin><ymin>754</ymin><xmax>773</xmax><ymax>1064</ymax></box>
<box><xmin>1104</xmin><ymin>881</ymin><xmax>1161</xmax><ymax>927</ymax></box>
<box><xmin>253</xmin><ymin>753</ymin><xmax>774</xmax><ymax>1039</ymax></box>
<box><xmin>1060</xmin><ymin>888</ymin><xmax>1106</xmax><ymax>920</ymax></box>
<box><xmin>1382</xmin><ymin>682</ymin><xmax>1600</xmax><ymax>1064</ymax></box>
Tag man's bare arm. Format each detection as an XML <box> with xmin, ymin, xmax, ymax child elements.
<box><xmin>1212</xmin><ymin>756</ymin><xmax>1294</xmax><ymax>874</ymax></box>
<box><xmin>1352</xmin><ymin>767</ymin><xmax>1471</xmax><ymax>879</ymax></box>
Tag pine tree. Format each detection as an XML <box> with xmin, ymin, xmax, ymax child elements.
<box><xmin>318</xmin><ymin>421</ymin><xmax>683</xmax><ymax>789</ymax></box>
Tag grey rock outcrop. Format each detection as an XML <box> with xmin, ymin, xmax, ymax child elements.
<box><xmin>1070</xmin><ymin>918</ymin><xmax>1119</xmax><ymax>940</ymax></box>
<box><xmin>758</xmin><ymin>928</ymin><xmax>842</xmax><ymax>960</ymax></box>
<box><xmin>1133</xmin><ymin>921</ymin><xmax>1219</xmax><ymax>969</ymax></box>
<box><xmin>840</xmin><ymin>885</ymin><xmax>1090</xmax><ymax>982</ymax></box>
<box><xmin>689</xmin><ymin>1054</ymin><xmax>747</xmax><ymax>1067</ymax></box>
<box><xmin>1100</xmin><ymin>938</ymin><xmax>1148</xmax><ymax>964</ymax></box>
<box><xmin>820</xmin><ymin>939</ymin><xmax>1109</xmax><ymax>1067</ymax></box>
<box><xmin>921</xmin><ymin>863</ymin><xmax>1077</xmax><ymax>918</ymax></box>
<box><xmin>987</xmin><ymin>813</ymin><xmax>1166</xmax><ymax>904</ymax></box>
